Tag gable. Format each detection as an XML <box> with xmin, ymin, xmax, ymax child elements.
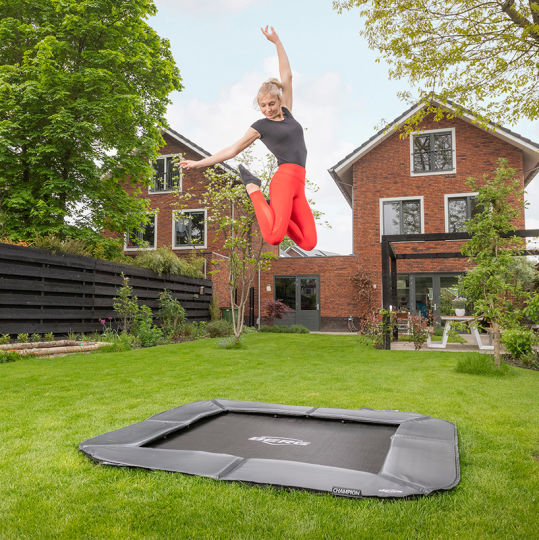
<box><xmin>329</xmin><ymin>101</ymin><xmax>539</xmax><ymax>207</ymax></box>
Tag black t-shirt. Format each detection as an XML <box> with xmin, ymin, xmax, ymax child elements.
<box><xmin>250</xmin><ymin>107</ymin><xmax>307</xmax><ymax>168</ymax></box>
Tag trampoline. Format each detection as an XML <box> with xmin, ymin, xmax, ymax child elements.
<box><xmin>79</xmin><ymin>399</ymin><xmax>460</xmax><ymax>498</ymax></box>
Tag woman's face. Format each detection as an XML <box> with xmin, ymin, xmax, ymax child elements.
<box><xmin>258</xmin><ymin>93</ymin><xmax>282</xmax><ymax>120</ymax></box>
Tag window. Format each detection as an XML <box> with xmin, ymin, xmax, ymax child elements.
<box><xmin>445</xmin><ymin>194</ymin><xmax>479</xmax><ymax>232</ymax></box>
<box><xmin>381</xmin><ymin>198</ymin><xmax>423</xmax><ymax>236</ymax></box>
<box><xmin>125</xmin><ymin>215</ymin><xmax>157</xmax><ymax>250</ymax></box>
<box><xmin>411</xmin><ymin>129</ymin><xmax>456</xmax><ymax>175</ymax></box>
<box><xmin>275</xmin><ymin>276</ymin><xmax>296</xmax><ymax>310</ymax></box>
<box><xmin>173</xmin><ymin>210</ymin><xmax>206</xmax><ymax>248</ymax></box>
<box><xmin>150</xmin><ymin>155</ymin><xmax>181</xmax><ymax>193</ymax></box>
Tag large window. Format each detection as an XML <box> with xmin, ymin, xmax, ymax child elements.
<box><xmin>445</xmin><ymin>194</ymin><xmax>479</xmax><ymax>232</ymax></box>
<box><xmin>125</xmin><ymin>215</ymin><xmax>156</xmax><ymax>250</ymax></box>
<box><xmin>381</xmin><ymin>198</ymin><xmax>423</xmax><ymax>236</ymax></box>
<box><xmin>173</xmin><ymin>210</ymin><xmax>206</xmax><ymax>248</ymax></box>
<box><xmin>411</xmin><ymin>129</ymin><xmax>455</xmax><ymax>175</ymax></box>
<box><xmin>150</xmin><ymin>155</ymin><xmax>181</xmax><ymax>193</ymax></box>
<box><xmin>275</xmin><ymin>276</ymin><xmax>296</xmax><ymax>310</ymax></box>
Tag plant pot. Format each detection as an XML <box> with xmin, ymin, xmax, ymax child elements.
<box><xmin>455</xmin><ymin>308</ymin><xmax>465</xmax><ymax>317</ymax></box>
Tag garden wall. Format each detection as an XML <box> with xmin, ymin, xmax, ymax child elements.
<box><xmin>0</xmin><ymin>243</ymin><xmax>212</xmax><ymax>336</ymax></box>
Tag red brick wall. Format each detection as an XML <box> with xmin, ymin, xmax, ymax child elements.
<box><xmin>118</xmin><ymin>132</ymin><xmax>279</xmax><ymax>311</ymax></box>
<box><xmin>260</xmin><ymin>255</ymin><xmax>361</xmax><ymax>320</ymax></box>
<box><xmin>352</xmin><ymin>114</ymin><xmax>526</xmax><ymax>301</ymax></box>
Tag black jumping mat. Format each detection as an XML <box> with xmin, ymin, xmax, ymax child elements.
<box><xmin>79</xmin><ymin>399</ymin><xmax>460</xmax><ymax>499</ymax></box>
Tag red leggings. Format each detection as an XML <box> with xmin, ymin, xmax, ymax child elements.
<box><xmin>249</xmin><ymin>163</ymin><xmax>317</xmax><ymax>250</ymax></box>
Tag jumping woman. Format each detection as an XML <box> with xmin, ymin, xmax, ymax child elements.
<box><xmin>179</xmin><ymin>26</ymin><xmax>317</xmax><ymax>251</ymax></box>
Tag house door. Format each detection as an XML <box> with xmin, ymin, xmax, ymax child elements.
<box><xmin>274</xmin><ymin>275</ymin><xmax>320</xmax><ymax>331</ymax></box>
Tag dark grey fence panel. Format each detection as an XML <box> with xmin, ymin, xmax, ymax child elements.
<box><xmin>0</xmin><ymin>243</ymin><xmax>212</xmax><ymax>336</ymax></box>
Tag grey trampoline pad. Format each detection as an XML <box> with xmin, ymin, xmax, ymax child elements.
<box><xmin>146</xmin><ymin>413</ymin><xmax>397</xmax><ymax>473</ymax></box>
<box><xmin>80</xmin><ymin>399</ymin><xmax>460</xmax><ymax>499</ymax></box>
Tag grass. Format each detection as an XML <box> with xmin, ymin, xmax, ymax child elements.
<box><xmin>1</xmin><ymin>334</ymin><xmax>537</xmax><ymax>539</ymax></box>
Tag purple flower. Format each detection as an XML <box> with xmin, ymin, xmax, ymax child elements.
<box><xmin>108</xmin><ymin>316</ymin><xmax>113</xmax><ymax>321</ymax></box>
<box><xmin>99</xmin><ymin>319</ymin><xmax>106</xmax><ymax>324</ymax></box>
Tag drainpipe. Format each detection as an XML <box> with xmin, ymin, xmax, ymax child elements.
<box><xmin>257</xmin><ymin>266</ymin><xmax>261</xmax><ymax>329</ymax></box>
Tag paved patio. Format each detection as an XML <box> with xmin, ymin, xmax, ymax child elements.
<box><xmin>312</xmin><ymin>332</ymin><xmax>496</xmax><ymax>353</ymax></box>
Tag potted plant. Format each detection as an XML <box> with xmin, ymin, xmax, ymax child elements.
<box><xmin>453</xmin><ymin>298</ymin><xmax>467</xmax><ymax>317</ymax></box>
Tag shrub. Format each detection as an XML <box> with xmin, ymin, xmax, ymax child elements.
<box><xmin>456</xmin><ymin>353</ymin><xmax>509</xmax><ymax>376</ymax></box>
<box><xmin>259</xmin><ymin>324</ymin><xmax>309</xmax><ymax>334</ymax></box>
<box><xmin>0</xmin><ymin>351</ymin><xmax>19</xmax><ymax>363</ymax></box>
<box><xmin>44</xmin><ymin>332</ymin><xmax>54</xmax><ymax>342</ymax></box>
<box><xmin>289</xmin><ymin>324</ymin><xmax>309</xmax><ymax>334</ymax></box>
<box><xmin>206</xmin><ymin>319</ymin><xmax>233</xmax><ymax>338</ymax></box>
<box><xmin>524</xmin><ymin>293</ymin><xmax>539</xmax><ymax>323</ymax></box>
<box><xmin>30</xmin><ymin>333</ymin><xmax>41</xmax><ymax>342</ymax></box>
<box><xmin>31</xmin><ymin>234</ymin><xmax>92</xmax><ymax>257</ymax></box>
<box><xmin>132</xmin><ymin>305</ymin><xmax>163</xmax><ymax>348</ymax></box>
<box><xmin>183</xmin><ymin>321</ymin><xmax>207</xmax><ymax>339</ymax></box>
<box><xmin>408</xmin><ymin>314</ymin><xmax>428</xmax><ymax>351</ymax></box>
<box><xmin>0</xmin><ymin>334</ymin><xmax>10</xmax><ymax>344</ymax></box>
<box><xmin>502</xmin><ymin>327</ymin><xmax>536</xmax><ymax>360</ymax></box>
<box><xmin>113</xmin><ymin>274</ymin><xmax>139</xmax><ymax>333</ymax></box>
<box><xmin>209</xmin><ymin>295</ymin><xmax>221</xmax><ymax>321</ymax></box>
<box><xmin>264</xmin><ymin>299</ymin><xmax>292</xmax><ymax>325</ymax></box>
<box><xmin>17</xmin><ymin>333</ymin><xmax>29</xmax><ymax>343</ymax></box>
<box><xmin>97</xmin><ymin>332</ymin><xmax>135</xmax><ymax>353</ymax></box>
<box><xmin>134</xmin><ymin>247</ymin><xmax>204</xmax><ymax>278</ymax></box>
<box><xmin>158</xmin><ymin>290</ymin><xmax>185</xmax><ymax>339</ymax></box>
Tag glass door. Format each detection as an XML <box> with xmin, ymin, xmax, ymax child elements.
<box><xmin>297</xmin><ymin>276</ymin><xmax>320</xmax><ymax>331</ymax></box>
<box><xmin>414</xmin><ymin>276</ymin><xmax>433</xmax><ymax>322</ymax></box>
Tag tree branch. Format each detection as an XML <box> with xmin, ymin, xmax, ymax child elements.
<box><xmin>501</xmin><ymin>0</ymin><xmax>539</xmax><ymax>42</ymax></box>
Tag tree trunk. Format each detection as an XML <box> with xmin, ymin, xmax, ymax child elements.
<box><xmin>492</xmin><ymin>320</ymin><xmax>502</xmax><ymax>367</ymax></box>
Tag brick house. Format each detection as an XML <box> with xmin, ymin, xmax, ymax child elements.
<box><xmin>119</xmin><ymin>128</ymin><xmax>277</xmax><ymax>320</ymax></box>
<box><xmin>121</xmin><ymin>101</ymin><xmax>538</xmax><ymax>331</ymax></box>
<box><xmin>257</xmin><ymin>100</ymin><xmax>538</xmax><ymax>330</ymax></box>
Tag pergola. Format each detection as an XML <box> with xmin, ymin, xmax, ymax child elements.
<box><xmin>380</xmin><ymin>229</ymin><xmax>539</xmax><ymax>349</ymax></box>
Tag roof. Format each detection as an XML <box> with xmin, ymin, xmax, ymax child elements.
<box><xmin>280</xmin><ymin>246</ymin><xmax>341</xmax><ymax>258</ymax></box>
<box><xmin>328</xmin><ymin>99</ymin><xmax>539</xmax><ymax>207</ymax></box>
<box><xmin>164</xmin><ymin>128</ymin><xmax>236</xmax><ymax>174</ymax></box>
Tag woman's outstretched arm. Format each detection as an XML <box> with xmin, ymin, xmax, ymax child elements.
<box><xmin>261</xmin><ymin>26</ymin><xmax>292</xmax><ymax>111</ymax></box>
<box><xmin>179</xmin><ymin>128</ymin><xmax>260</xmax><ymax>170</ymax></box>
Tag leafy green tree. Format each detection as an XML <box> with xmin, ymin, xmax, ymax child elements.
<box><xmin>0</xmin><ymin>0</ymin><xmax>181</xmax><ymax>243</ymax></box>
<box><xmin>459</xmin><ymin>158</ymin><xmax>529</xmax><ymax>365</ymax></box>
<box><xmin>177</xmin><ymin>153</ymin><xmax>277</xmax><ymax>341</ymax></box>
<box><xmin>333</xmin><ymin>1</ymin><xmax>539</xmax><ymax>126</ymax></box>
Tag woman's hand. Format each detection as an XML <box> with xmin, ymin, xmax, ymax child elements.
<box><xmin>179</xmin><ymin>160</ymin><xmax>201</xmax><ymax>171</ymax></box>
<box><xmin>261</xmin><ymin>25</ymin><xmax>280</xmax><ymax>44</ymax></box>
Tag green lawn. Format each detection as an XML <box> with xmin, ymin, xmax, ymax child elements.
<box><xmin>1</xmin><ymin>334</ymin><xmax>537</xmax><ymax>539</ymax></box>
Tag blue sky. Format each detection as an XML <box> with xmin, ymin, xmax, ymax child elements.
<box><xmin>150</xmin><ymin>0</ymin><xmax>539</xmax><ymax>254</ymax></box>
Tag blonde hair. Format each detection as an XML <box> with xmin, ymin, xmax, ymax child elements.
<box><xmin>255</xmin><ymin>78</ymin><xmax>283</xmax><ymax>106</ymax></box>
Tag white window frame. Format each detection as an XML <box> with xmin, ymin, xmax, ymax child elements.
<box><xmin>172</xmin><ymin>208</ymin><xmax>207</xmax><ymax>250</ymax></box>
<box><xmin>410</xmin><ymin>127</ymin><xmax>456</xmax><ymax>177</ymax></box>
<box><xmin>379</xmin><ymin>196</ymin><xmax>424</xmax><ymax>242</ymax></box>
<box><xmin>444</xmin><ymin>192</ymin><xmax>479</xmax><ymax>233</ymax></box>
<box><xmin>124</xmin><ymin>214</ymin><xmax>158</xmax><ymax>251</ymax></box>
<box><xmin>148</xmin><ymin>153</ymin><xmax>183</xmax><ymax>194</ymax></box>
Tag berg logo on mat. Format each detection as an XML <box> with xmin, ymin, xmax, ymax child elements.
<box><xmin>248</xmin><ymin>436</ymin><xmax>311</xmax><ymax>446</ymax></box>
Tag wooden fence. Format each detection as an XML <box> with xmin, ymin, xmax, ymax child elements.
<box><xmin>0</xmin><ymin>243</ymin><xmax>212</xmax><ymax>336</ymax></box>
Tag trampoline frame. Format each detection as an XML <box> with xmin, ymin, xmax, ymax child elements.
<box><xmin>79</xmin><ymin>399</ymin><xmax>460</xmax><ymax>498</ymax></box>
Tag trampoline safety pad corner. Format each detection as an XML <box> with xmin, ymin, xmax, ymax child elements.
<box><xmin>79</xmin><ymin>399</ymin><xmax>460</xmax><ymax>499</ymax></box>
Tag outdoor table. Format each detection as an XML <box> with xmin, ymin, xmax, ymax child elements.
<box><xmin>427</xmin><ymin>315</ymin><xmax>493</xmax><ymax>350</ymax></box>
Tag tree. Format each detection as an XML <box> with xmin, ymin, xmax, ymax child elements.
<box><xmin>0</xmin><ymin>0</ymin><xmax>182</xmax><ymax>245</ymax></box>
<box><xmin>176</xmin><ymin>152</ymin><xmax>277</xmax><ymax>341</ymax></box>
<box><xmin>459</xmin><ymin>158</ymin><xmax>530</xmax><ymax>365</ymax></box>
<box><xmin>333</xmin><ymin>1</ymin><xmax>539</xmax><ymax>126</ymax></box>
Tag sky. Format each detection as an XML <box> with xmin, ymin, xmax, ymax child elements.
<box><xmin>149</xmin><ymin>0</ymin><xmax>539</xmax><ymax>255</ymax></box>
